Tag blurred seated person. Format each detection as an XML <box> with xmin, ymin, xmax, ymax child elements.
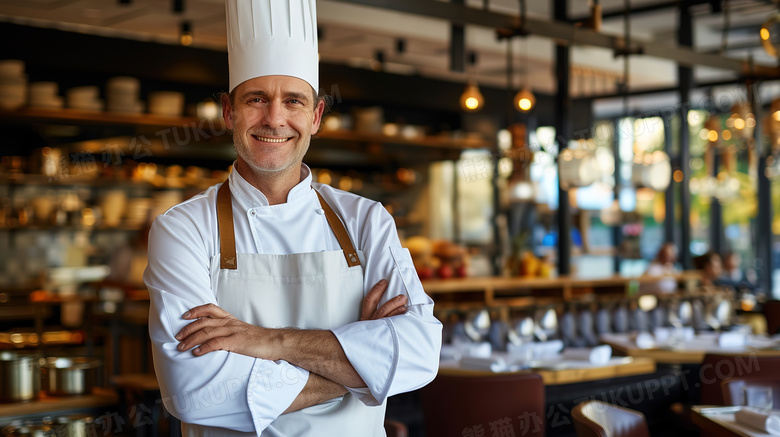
<box><xmin>640</xmin><ymin>242</ymin><xmax>679</xmax><ymax>294</ymax></box>
<box><xmin>693</xmin><ymin>251</ymin><xmax>722</xmax><ymax>287</ymax></box>
<box><xmin>717</xmin><ymin>251</ymin><xmax>757</xmax><ymax>292</ymax></box>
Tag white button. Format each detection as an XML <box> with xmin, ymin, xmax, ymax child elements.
<box><xmin>250</xmin><ymin>210</ymin><xmax>256</xmax><ymax>216</ymax></box>
<box><xmin>316</xmin><ymin>208</ymin><xmax>325</xmax><ymax>215</ymax></box>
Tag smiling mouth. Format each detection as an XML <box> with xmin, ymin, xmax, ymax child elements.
<box><xmin>252</xmin><ymin>135</ymin><xmax>291</xmax><ymax>143</ymax></box>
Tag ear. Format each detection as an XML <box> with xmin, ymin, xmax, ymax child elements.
<box><xmin>221</xmin><ymin>93</ymin><xmax>234</xmax><ymax>131</ymax></box>
<box><xmin>311</xmin><ymin>98</ymin><xmax>326</xmax><ymax>132</ymax></box>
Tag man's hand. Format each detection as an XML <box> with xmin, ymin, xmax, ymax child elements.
<box><xmin>175</xmin><ymin>303</ymin><xmax>273</xmax><ymax>358</ymax></box>
<box><xmin>361</xmin><ymin>279</ymin><xmax>408</xmax><ymax>321</ymax></box>
<box><xmin>176</xmin><ymin>279</ymin><xmax>406</xmax><ymax>359</ymax></box>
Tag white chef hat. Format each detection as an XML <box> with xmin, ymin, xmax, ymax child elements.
<box><xmin>225</xmin><ymin>0</ymin><xmax>319</xmax><ymax>92</ymax></box>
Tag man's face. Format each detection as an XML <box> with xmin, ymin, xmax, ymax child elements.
<box><xmin>224</xmin><ymin>75</ymin><xmax>324</xmax><ymax>175</ymax></box>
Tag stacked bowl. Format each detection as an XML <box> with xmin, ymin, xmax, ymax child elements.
<box><xmin>28</xmin><ymin>82</ymin><xmax>64</xmax><ymax>109</ymax></box>
<box><xmin>106</xmin><ymin>76</ymin><xmax>142</xmax><ymax>114</ymax></box>
<box><xmin>67</xmin><ymin>86</ymin><xmax>103</xmax><ymax>111</ymax></box>
<box><xmin>0</xmin><ymin>60</ymin><xmax>27</xmax><ymax>111</ymax></box>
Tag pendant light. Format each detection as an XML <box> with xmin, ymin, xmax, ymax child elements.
<box><xmin>460</xmin><ymin>81</ymin><xmax>484</xmax><ymax>112</ymax></box>
<box><xmin>180</xmin><ymin>21</ymin><xmax>193</xmax><ymax>46</ymax></box>
<box><xmin>513</xmin><ymin>36</ymin><xmax>535</xmax><ymax>112</ymax></box>
<box><xmin>760</xmin><ymin>12</ymin><xmax>779</xmax><ymax>58</ymax></box>
<box><xmin>514</xmin><ymin>88</ymin><xmax>535</xmax><ymax>112</ymax></box>
<box><xmin>459</xmin><ymin>52</ymin><xmax>483</xmax><ymax>112</ymax></box>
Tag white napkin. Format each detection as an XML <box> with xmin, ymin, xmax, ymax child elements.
<box><xmin>440</xmin><ymin>344</ymin><xmax>461</xmax><ymax>361</ymax></box>
<box><xmin>455</xmin><ymin>341</ymin><xmax>493</xmax><ymax>358</ymax></box>
<box><xmin>653</xmin><ymin>327</ymin><xmax>670</xmax><ymax>343</ymax></box>
<box><xmin>719</xmin><ymin>331</ymin><xmax>747</xmax><ymax>348</ymax></box>
<box><xmin>459</xmin><ymin>356</ymin><xmax>507</xmax><ymax>372</ymax></box>
<box><xmin>561</xmin><ymin>345</ymin><xmax>613</xmax><ymax>365</ymax></box>
<box><xmin>507</xmin><ymin>340</ymin><xmax>564</xmax><ymax>360</ymax></box>
<box><xmin>734</xmin><ymin>408</ymin><xmax>780</xmax><ymax>435</ymax></box>
<box><xmin>731</xmin><ymin>324</ymin><xmax>753</xmax><ymax>335</ymax></box>
<box><xmin>677</xmin><ymin>326</ymin><xmax>695</xmax><ymax>341</ymax></box>
<box><xmin>635</xmin><ymin>332</ymin><xmax>655</xmax><ymax>349</ymax></box>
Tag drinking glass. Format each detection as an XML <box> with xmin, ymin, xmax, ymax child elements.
<box><xmin>743</xmin><ymin>386</ymin><xmax>773</xmax><ymax>411</ymax></box>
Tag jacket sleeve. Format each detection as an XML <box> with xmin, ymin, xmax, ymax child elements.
<box><xmin>330</xmin><ymin>202</ymin><xmax>442</xmax><ymax>405</ymax></box>
<box><xmin>145</xmin><ymin>211</ymin><xmax>309</xmax><ymax>433</ymax></box>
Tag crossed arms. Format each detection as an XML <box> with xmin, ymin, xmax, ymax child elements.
<box><xmin>173</xmin><ymin>279</ymin><xmax>408</xmax><ymax>414</ymax></box>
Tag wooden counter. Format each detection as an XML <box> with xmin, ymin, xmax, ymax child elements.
<box><xmin>439</xmin><ymin>356</ymin><xmax>656</xmax><ymax>385</ymax></box>
<box><xmin>423</xmin><ymin>271</ymin><xmax>701</xmax><ymax>309</ymax></box>
<box><xmin>690</xmin><ymin>406</ymin><xmax>775</xmax><ymax>437</ymax></box>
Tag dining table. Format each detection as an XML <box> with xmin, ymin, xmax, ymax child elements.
<box><xmin>600</xmin><ymin>332</ymin><xmax>780</xmax><ymax>365</ymax></box>
<box><xmin>691</xmin><ymin>405</ymin><xmax>780</xmax><ymax>437</ymax></box>
<box><xmin>438</xmin><ymin>354</ymin><xmax>657</xmax><ymax>385</ymax></box>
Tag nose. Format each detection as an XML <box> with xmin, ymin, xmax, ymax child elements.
<box><xmin>259</xmin><ymin>100</ymin><xmax>285</xmax><ymax>129</ymax></box>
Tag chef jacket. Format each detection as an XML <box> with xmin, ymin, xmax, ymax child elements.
<box><xmin>144</xmin><ymin>164</ymin><xmax>442</xmax><ymax>433</ymax></box>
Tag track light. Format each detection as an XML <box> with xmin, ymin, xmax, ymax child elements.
<box><xmin>180</xmin><ymin>21</ymin><xmax>193</xmax><ymax>46</ymax></box>
<box><xmin>173</xmin><ymin>0</ymin><xmax>184</xmax><ymax>13</ymax></box>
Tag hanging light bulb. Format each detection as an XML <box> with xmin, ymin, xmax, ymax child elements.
<box><xmin>180</xmin><ymin>21</ymin><xmax>193</xmax><ymax>46</ymax></box>
<box><xmin>460</xmin><ymin>81</ymin><xmax>484</xmax><ymax>112</ymax></box>
<box><xmin>514</xmin><ymin>87</ymin><xmax>535</xmax><ymax>112</ymax></box>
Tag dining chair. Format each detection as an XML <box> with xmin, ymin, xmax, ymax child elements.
<box><xmin>764</xmin><ymin>300</ymin><xmax>780</xmax><ymax>335</ymax></box>
<box><xmin>721</xmin><ymin>377</ymin><xmax>780</xmax><ymax>407</ymax></box>
<box><xmin>420</xmin><ymin>373</ymin><xmax>545</xmax><ymax>437</ymax></box>
<box><xmin>699</xmin><ymin>354</ymin><xmax>780</xmax><ymax>405</ymax></box>
<box><xmin>383</xmin><ymin>419</ymin><xmax>408</xmax><ymax>437</ymax></box>
<box><xmin>571</xmin><ymin>400</ymin><xmax>650</xmax><ymax>437</ymax></box>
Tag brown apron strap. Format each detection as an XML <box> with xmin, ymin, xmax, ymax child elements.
<box><xmin>216</xmin><ymin>180</ymin><xmax>359</xmax><ymax>270</ymax></box>
<box><xmin>315</xmin><ymin>190</ymin><xmax>361</xmax><ymax>268</ymax></box>
<box><xmin>217</xmin><ymin>181</ymin><xmax>237</xmax><ymax>270</ymax></box>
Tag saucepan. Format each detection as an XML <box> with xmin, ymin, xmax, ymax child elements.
<box><xmin>0</xmin><ymin>351</ymin><xmax>41</xmax><ymax>403</ymax></box>
<box><xmin>41</xmin><ymin>357</ymin><xmax>100</xmax><ymax>396</ymax></box>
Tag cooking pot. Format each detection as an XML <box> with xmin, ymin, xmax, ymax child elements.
<box><xmin>41</xmin><ymin>357</ymin><xmax>100</xmax><ymax>396</ymax></box>
<box><xmin>0</xmin><ymin>351</ymin><xmax>41</xmax><ymax>403</ymax></box>
<box><xmin>52</xmin><ymin>415</ymin><xmax>97</xmax><ymax>437</ymax></box>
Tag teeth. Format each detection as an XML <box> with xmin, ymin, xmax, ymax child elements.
<box><xmin>254</xmin><ymin>136</ymin><xmax>288</xmax><ymax>143</ymax></box>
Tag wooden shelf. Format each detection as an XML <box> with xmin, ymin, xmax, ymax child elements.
<box><xmin>0</xmin><ymin>387</ymin><xmax>118</xmax><ymax>419</ymax></box>
<box><xmin>316</xmin><ymin>129</ymin><xmax>490</xmax><ymax>150</ymax></box>
<box><xmin>0</xmin><ymin>107</ymin><xmax>203</xmax><ymax>129</ymax></box>
<box><xmin>0</xmin><ymin>109</ymin><xmax>489</xmax><ymax>152</ymax></box>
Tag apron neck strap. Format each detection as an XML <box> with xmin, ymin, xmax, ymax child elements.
<box><xmin>216</xmin><ymin>180</ymin><xmax>361</xmax><ymax>269</ymax></box>
<box><xmin>314</xmin><ymin>189</ymin><xmax>361</xmax><ymax>268</ymax></box>
<box><xmin>217</xmin><ymin>181</ymin><xmax>238</xmax><ymax>269</ymax></box>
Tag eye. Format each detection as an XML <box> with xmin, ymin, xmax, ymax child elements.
<box><xmin>287</xmin><ymin>99</ymin><xmax>301</xmax><ymax>105</ymax></box>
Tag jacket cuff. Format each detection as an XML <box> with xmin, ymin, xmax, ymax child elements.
<box><xmin>247</xmin><ymin>359</ymin><xmax>309</xmax><ymax>432</ymax></box>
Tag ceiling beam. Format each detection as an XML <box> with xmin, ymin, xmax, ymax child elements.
<box><xmin>331</xmin><ymin>0</ymin><xmax>779</xmax><ymax>77</ymax></box>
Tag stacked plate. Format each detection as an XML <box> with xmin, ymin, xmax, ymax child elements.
<box><xmin>28</xmin><ymin>82</ymin><xmax>64</xmax><ymax>109</ymax></box>
<box><xmin>125</xmin><ymin>197</ymin><xmax>152</xmax><ymax>228</ymax></box>
<box><xmin>0</xmin><ymin>59</ymin><xmax>27</xmax><ymax>111</ymax></box>
<box><xmin>67</xmin><ymin>86</ymin><xmax>103</xmax><ymax>111</ymax></box>
<box><xmin>106</xmin><ymin>76</ymin><xmax>142</xmax><ymax>114</ymax></box>
<box><xmin>148</xmin><ymin>91</ymin><xmax>184</xmax><ymax>116</ymax></box>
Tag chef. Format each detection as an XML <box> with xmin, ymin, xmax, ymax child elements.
<box><xmin>144</xmin><ymin>0</ymin><xmax>442</xmax><ymax>436</ymax></box>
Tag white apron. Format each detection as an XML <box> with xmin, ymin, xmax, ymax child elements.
<box><xmin>182</xmin><ymin>181</ymin><xmax>387</xmax><ymax>436</ymax></box>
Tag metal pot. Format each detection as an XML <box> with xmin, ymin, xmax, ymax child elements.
<box><xmin>52</xmin><ymin>415</ymin><xmax>97</xmax><ymax>437</ymax></box>
<box><xmin>41</xmin><ymin>357</ymin><xmax>100</xmax><ymax>396</ymax></box>
<box><xmin>0</xmin><ymin>351</ymin><xmax>41</xmax><ymax>403</ymax></box>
